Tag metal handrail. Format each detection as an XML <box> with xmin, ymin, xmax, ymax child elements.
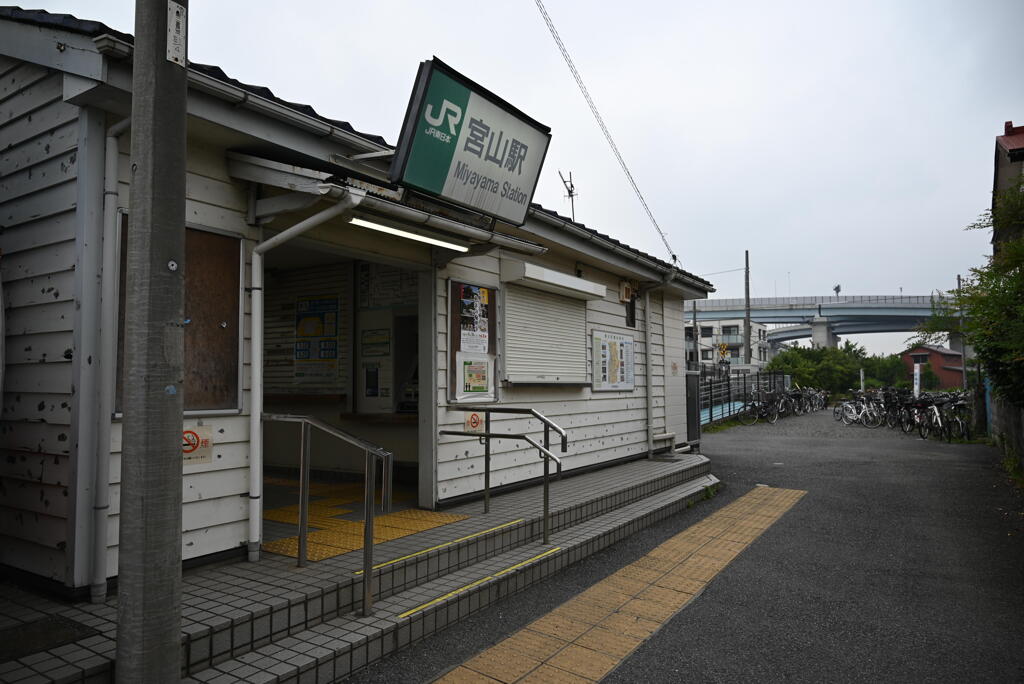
<box><xmin>440</xmin><ymin>406</ymin><xmax>568</xmax><ymax>544</ymax></box>
<box><xmin>262</xmin><ymin>413</ymin><xmax>392</xmax><ymax>616</ymax></box>
<box><xmin>457</xmin><ymin>405</ymin><xmax>569</xmax><ymax>451</ymax></box>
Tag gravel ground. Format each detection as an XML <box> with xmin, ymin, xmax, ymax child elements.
<box><xmin>344</xmin><ymin>410</ymin><xmax>1024</xmax><ymax>683</ymax></box>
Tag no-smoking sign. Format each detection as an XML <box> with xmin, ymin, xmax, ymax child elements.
<box><xmin>182</xmin><ymin>430</ymin><xmax>201</xmax><ymax>453</ymax></box>
<box><xmin>464</xmin><ymin>412</ymin><xmax>485</xmax><ymax>434</ymax></box>
<box><xmin>181</xmin><ymin>425</ymin><xmax>213</xmax><ymax>464</ymax></box>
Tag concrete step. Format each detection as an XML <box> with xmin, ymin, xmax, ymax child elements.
<box><xmin>185</xmin><ymin>474</ymin><xmax>721</xmax><ymax>684</ymax></box>
<box><xmin>178</xmin><ymin>455</ymin><xmax>712</xmax><ymax>676</ymax></box>
<box><xmin>2</xmin><ymin>457</ymin><xmax>715</xmax><ymax>683</ymax></box>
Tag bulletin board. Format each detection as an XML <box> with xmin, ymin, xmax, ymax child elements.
<box><xmin>449</xmin><ymin>280</ymin><xmax>497</xmax><ymax>402</ymax></box>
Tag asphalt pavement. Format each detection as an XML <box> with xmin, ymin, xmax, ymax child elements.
<box><xmin>345</xmin><ymin>410</ymin><xmax>1024</xmax><ymax>683</ymax></box>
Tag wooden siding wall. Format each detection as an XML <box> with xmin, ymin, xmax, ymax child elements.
<box><xmin>102</xmin><ymin>132</ymin><xmax>259</xmax><ymax>570</ymax></box>
<box><xmin>0</xmin><ymin>57</ymin><xmax>81</xmax><ymax>581</ymax></box>
<box><xmin>435</xmin><ymin>251</ymin><xmax>667</xmax><ymax>500</ymax></box>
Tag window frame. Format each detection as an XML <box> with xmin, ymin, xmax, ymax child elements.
<box><xmin>115</xmin><ymin>212</ymin><xmax>245</xmax><ymax>417</ymax></box>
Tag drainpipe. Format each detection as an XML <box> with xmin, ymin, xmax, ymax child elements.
<box><xmin>247</xmin><ymin>186</ymin><xmax>364</xmax><ymax>561</ymax></box>
<box><xmin>644</xmin><ymin>289</ymin><xmax>655</xmax><ymax>456</ymax></box>
<box><xmin>90</xmin><ymin>117</ymin><xmax>131</xmax><ymax>603</ymax></box>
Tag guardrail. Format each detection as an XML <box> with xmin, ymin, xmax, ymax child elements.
<box><xmin>695</xmin><ymin>295</ymin><xmax>942</xmax><ymax>309</ymax></box>
<box><xmin>262</xmin><ymin>413</ymin><xmax>392</xmax><ymax>616</ymax></box>
<box><xmin>440</xmin><ymin>406</ymin><xmax>568</xmax><ymax>544</ymax></box>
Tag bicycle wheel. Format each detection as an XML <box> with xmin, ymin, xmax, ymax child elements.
<box><xmin>737</xmin><ymin>404</ymin><xmax>759</xmax><ymax>426</ymax></box>
<box><xmin>862</xmin><ymin>409</ymin><xmax>882</xmax><ymax>429</ymax></box>
<box><xmin>885</xmin><ymin>410</ymin><xmax>899</xmax><ymax>430</ymax></box>
<box><xmin>833</xmin><ymin>403</ymin><xmax>844</xmax><ymax>421</ymax></box>
<box><xmin>943</xmin><ymin>419</ymin><xmax>954</xmax><ymax>443</ymax></box>
<box><xmin>768</xmin><ymin>405</ymin><xmax>780</xmax><ymax>424</ymax></box>
<box><xmin>918</xmin><ymin>416</ymin><xmax>931</xmax><ymax>440</ymax></box>
<box><xmin>900</xmin><ymin>409</ymin><xmax>914</xmax><ymax>434</ymax></box>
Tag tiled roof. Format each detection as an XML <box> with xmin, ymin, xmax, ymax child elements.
<box><xmin>1</xmin><ymin>6</ymin><xmax>712</xmax><ymax>290</ymax></box>
<box><xmin>0</xmin><ymin>6</ymin><xmax>388</xmax><ymax>146</ymax></box>
<box><xmin>904</xmin><ymin>344</ymin><xmax>962</xmax><ymax>357</ymax></box>
<box><xmin>529</xmin><ymin>204</ymin><xmax>714</xmax><ymax>290</ymax></box>
<box><xmin>997</xmin><ymin>121</ymin><xmax>1024</xmax><ymax>153</ymax></box>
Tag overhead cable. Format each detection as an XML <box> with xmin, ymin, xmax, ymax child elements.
<box><xmin>533</xmin><ymin>0</ymin><xmax>679</xmax><ymax>265</ymax></box>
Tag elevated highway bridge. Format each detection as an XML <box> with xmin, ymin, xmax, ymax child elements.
<box><xmin>693</xmin><ymin>295</ymin><xmax>949</xmax><ymax>348</ymax></box>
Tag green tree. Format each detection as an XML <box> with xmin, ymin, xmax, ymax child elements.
<box><xmin>913</xmin><ymin>176</ymin><xmax>1024</xmax><ymax>404</ymax></box>
<box><xmin>767</xmin><ymin>342</ymin><xmax>909</xmax><ymax>393</ymax></box>
<box><xmin>920</xmin><ymin>363</ymin><xmax>940</xmax><ymax>391</ymax></box>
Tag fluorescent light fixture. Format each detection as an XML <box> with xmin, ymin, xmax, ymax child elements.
<box><xmin>349</xmin><ymin>217</ymin><xmax>468</xmax><ymax>252</ymax></box>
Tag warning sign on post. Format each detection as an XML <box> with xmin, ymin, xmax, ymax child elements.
<box><xmin>464</xmin><ymin>412</ymin><xmax>485</xmax><ymax>434</ymax></box>
<box><xmin>182</xmin><ymin>425</ymin><xmax>213</xmax><ymax>466</ymax></box>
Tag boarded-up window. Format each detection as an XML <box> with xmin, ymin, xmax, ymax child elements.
<box><xmin>117</xmin><ymin>222</ymin><xmax>241</xmax><ymax>411</ymax></box>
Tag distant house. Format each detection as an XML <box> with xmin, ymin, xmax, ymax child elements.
<box><xmin>684</xmin><ymin>319</ymin><xmax>770</xmax><ymax>368</ymax></box>
<box><xmin>901</xmin><ymin>345</ymin><xmax>964</xmax><ymax>390</ymax></box>
<box><xmin>994</xmin><ymin>121</ymin><xmax>1024</xmax><ymax>250</ymax></box>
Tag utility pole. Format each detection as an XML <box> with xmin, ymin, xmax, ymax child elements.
<box><xmin>957</xmin><ymin>274</ymin><xmax>967</xmax><ymax>390</ymax></box>
<box><xmin>743</xmin><ymin>250</ymin><xmax>751</xmax><ymax>364</ymax></box>
<box><xmin>116</xmin><ymin>1</ymin><xmax>188</xmax><ymax>681</ymax></box>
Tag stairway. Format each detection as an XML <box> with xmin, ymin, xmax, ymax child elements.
<box><xmin>2</xmin><ymin>453</ymin><xmax>718</xmax><ymax>683</ymax></box>
<box><xmin>183</xmin><ymin>453</ymin><xmax>718</xmax><ymax>683</ymax></box>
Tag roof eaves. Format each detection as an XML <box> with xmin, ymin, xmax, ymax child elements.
<box><xmin>527</xmin><ymin>204</ymin><xmax>714</xmax><ymax>292</ymax></box>
<box><xmin>0</xmin><ymin>6</ymin><xmax>390</xmax><ymax>147</ymax></box>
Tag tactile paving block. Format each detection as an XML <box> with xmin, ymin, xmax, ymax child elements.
<box><xmin>260</xmin><ymin>500</ymin><xmax>470</xmax><ymax>560</ymax></box>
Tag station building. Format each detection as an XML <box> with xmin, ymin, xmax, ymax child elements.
<box><xmin>0</xmin><ymin>8</ymin><xmax>713</xmax><ymax>596</ymax></box>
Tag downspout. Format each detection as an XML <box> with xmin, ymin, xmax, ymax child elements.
<box><xmin>644</xmin><ymin>289</ymin><xmax>655</xmax><ymax>456</ymax></box>
<box><xmin>247</xmin><ymin>186</ymin><xmax>364</xmax><ymax>561</ymax></box>
<box><xmin>641</xmin><ymin>275</ymin><xmax>676</xmax><ymax>457</ymax></box>
<box><xmin>90</xmin><ymin>117</ymin><xmax>130</xmax><ymax>603</ymax></box>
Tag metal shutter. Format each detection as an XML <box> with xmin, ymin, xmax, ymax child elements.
<box><xmin>503</xmin><ymin>284</ymin><xmax>587</xmax><ymax>383</ymax></box>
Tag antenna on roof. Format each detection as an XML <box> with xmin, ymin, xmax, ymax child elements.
<box><xmin>559</xmin><ymin>170</ymin><xmax>577</xmax><ymax>222</ymax></box>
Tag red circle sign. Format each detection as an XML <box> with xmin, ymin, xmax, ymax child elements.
<box><xmin>469</xmin><ymin>413</ymin><xmax>481</xmax><ymax>429</ymax></box>
<box><xmin>182</xmin><ymin>430</ymin><xmax>200</xmax><ymax>453</ymax></box>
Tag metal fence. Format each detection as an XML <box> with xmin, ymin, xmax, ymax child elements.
<box><xmin>699</xmin><ymin>370</ymin><xmax>789</xmax><ymax>424</ymax></box>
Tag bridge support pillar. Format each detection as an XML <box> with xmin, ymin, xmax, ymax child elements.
<box><xmin>810</xmin><ymin>316</ymin><xmax>838</xmax><ymax>349</ymax></box>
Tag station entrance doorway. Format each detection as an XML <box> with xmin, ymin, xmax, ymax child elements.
<box><xmin>257</xmin><ymin>243</ymin><xmax>437</xmax><ymax>560</ymax></box>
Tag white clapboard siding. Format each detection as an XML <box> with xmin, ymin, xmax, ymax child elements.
<box><xmin>0</xmin><ymin>392</ymin><xmax>72</xmax><ymax>425</ymax></box>
<box><xmin>95</xmin><ymin>133</ymin><xmax>259</xmax><ymax>569</ymax></box>
<box><xmin>0</xmin><ymin>61</ymin><xmax>78</xmax><ymax>581</ymax></box>
<box><xmin>435</xmin><ymin>252</ymin><xmax>671</xmax><ymax>502</ymax></box>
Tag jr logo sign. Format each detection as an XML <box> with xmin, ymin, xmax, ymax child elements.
<box><xmin>392</xmin><ymin>59</ymin><xmax>550</xmax><ymax>226</ymax></box>
<box><xmin>424</xmin><ymin>99</ymin><xmax>462</xmax><ymax>136</ymax></box>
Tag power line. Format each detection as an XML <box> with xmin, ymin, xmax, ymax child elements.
<box><xmin>533</xmin><ymin>0</ymin><xmax>678</xmax><ymax>266</ymax></box>
<box><xmin>699</xmin><ymin>267</ymin><xmax>745</xmax><ymax>277</ymax></box>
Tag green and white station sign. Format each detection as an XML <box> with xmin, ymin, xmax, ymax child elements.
<box><xmin>391</xmin><ymin>59</ymin><xmax>551</xmax><ymax>226</ymax></box>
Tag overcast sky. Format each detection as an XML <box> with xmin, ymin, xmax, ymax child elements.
<box><xmin>29</xmin><ymin>0</ymin><xmax>1024</xmax><ymax>354</ymax></box>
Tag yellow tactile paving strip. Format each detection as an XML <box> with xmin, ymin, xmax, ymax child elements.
<box><xmin>435</xmin><ymin>486</ymin><xmax>806</xmax><ymax>683</ymax></box>
<box><xmin>261</xmin><ymin>479</ymin><xmax>468</xmax><ymax>561</ymax></box>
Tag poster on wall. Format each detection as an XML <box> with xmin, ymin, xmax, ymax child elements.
<box><xmin>592</xmin><ymin>330</ymin><xmax>635</xmax><ymax>391</ymax></box>
<box><xmin>294</xmin><ymin>295</ymin><xmax>340</xmax><ymax>381</ymax></box>
<box><xmin>455</xmin><ymin>352</ymin><xmax>495</xmax><ymax>402</ymax></box>
<box><xmin>361</xmin><ymin>328</ymin><xmax>391</xmax><ymax>357</ymax></box>
<box><xmin>458</xmin><ymin>283</ymin><xmax>490</xmax><ymax>353</ymax></box>
<box><xmin>449</xmin><ymin>280</ymin><xmax>497</xmax><ymax>403</ymax></box>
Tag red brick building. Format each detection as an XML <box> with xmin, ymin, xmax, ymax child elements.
<box><xmin>901</xmin><ymin>345</ymin><xmax>965</xmax><ymax>390</ymax></box>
